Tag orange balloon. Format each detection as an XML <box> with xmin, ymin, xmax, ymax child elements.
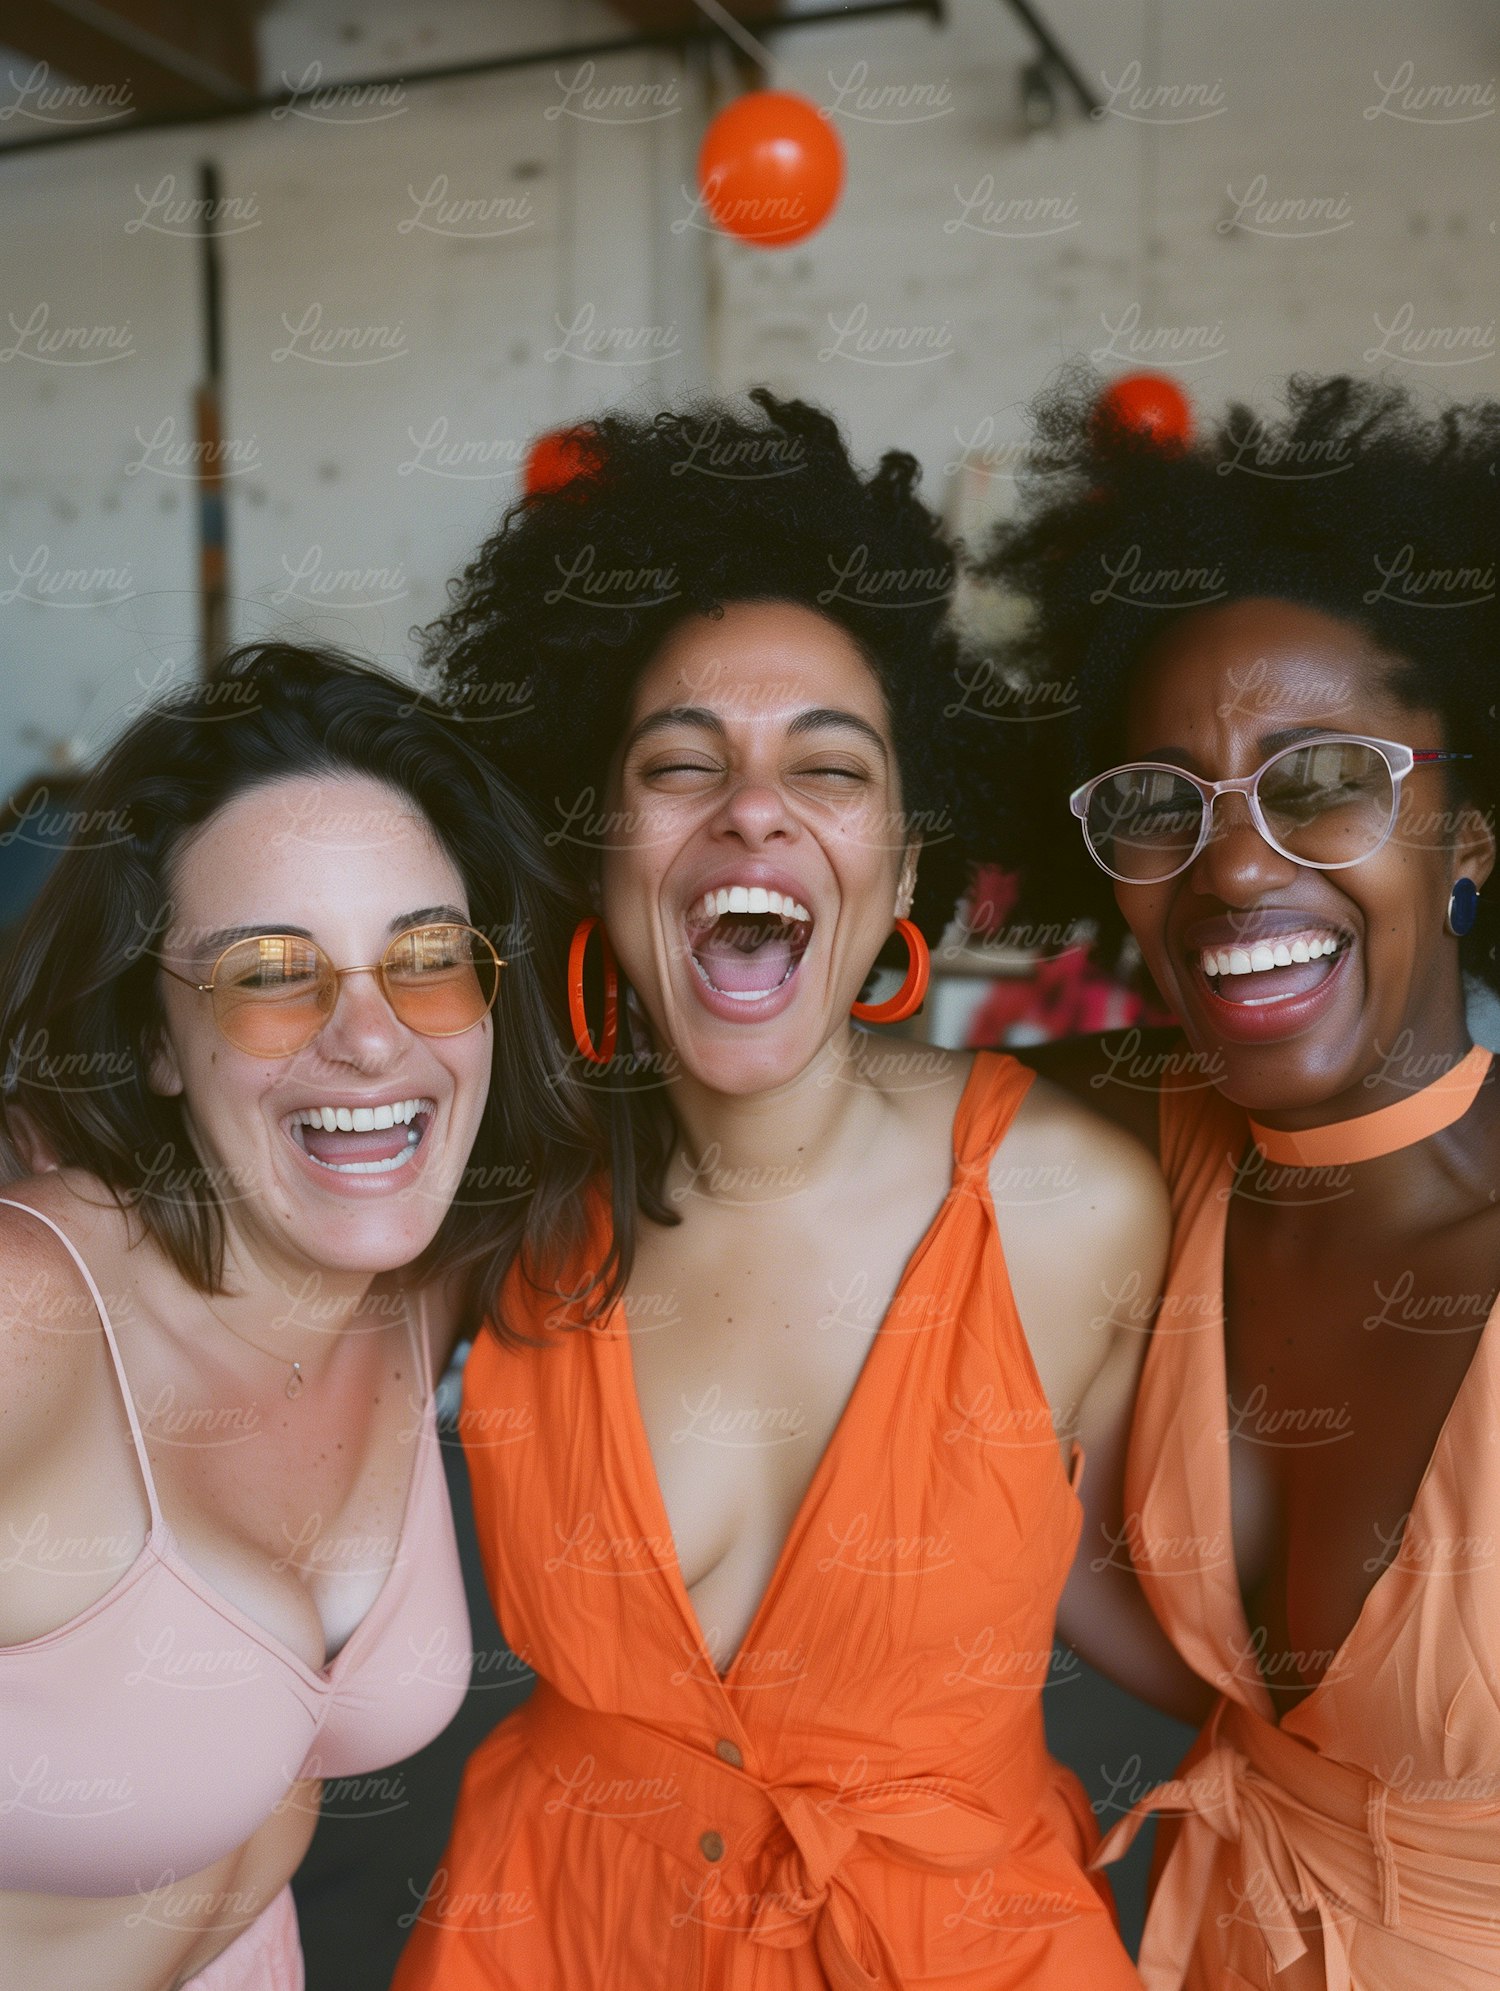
<box><xmin>1092</xmin><ymin>373</ymin><xmax>1194</xmax><ymax>448</ymax></box>
<box><xmin>697</xmin><ymin>90</ymin><xmax>844</xmax><ymax>247</ymax></box>
<box><xmin>523</xmin><ymin>426</ymin><xmax>602</xmax><ymax>498</ymax></box>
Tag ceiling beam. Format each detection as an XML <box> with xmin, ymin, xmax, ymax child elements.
<box><xmin>0</xmin><ymin>0</ymin><xmax>263</xmax><ymax>116</ymax></box>
<box><xmin>0</xmin><ymin>0</ymin><xmax>941</xmax><ymax>159</ymax></box>
<box><xmin>604</xmin><ymin>1</ymin><xmax>783</xmax><ymax>28</ymax></box>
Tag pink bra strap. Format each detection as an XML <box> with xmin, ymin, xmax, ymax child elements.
<box><xmin>409</xmin><ymin>1285</ymin><xmax>433</xmax><ymax>1397</ymax></box>
<box><xmin>0</xmin><ymin>1196</ymin><xmax>164</xmax><ymax>1528</ymax></box>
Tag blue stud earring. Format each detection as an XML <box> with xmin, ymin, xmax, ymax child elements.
<box><xmin>1447</xmin><ymin>877</ymin><xmax>1479</xmax><ymax>938</ymax></box>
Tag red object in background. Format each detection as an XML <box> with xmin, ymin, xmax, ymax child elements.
<box><xmin>967</xmin><ymin>946</ymin><xmax>1165</xmax><ymax>1047</ymax></box>
<box><xmin>1093</xmin><ymin>373</ymin><xmax>1194</xmax><ymax>448</ymax></box>
<box><xmin>965</xmin><ymin>864</ymin><xmax>1021</xmax><ymax>941</ymax></box>
<box><xmin>962</xmin><ymin>867</ymin><xmax>1177</xmax><ymax>1046</ymax></box>
<box><xmin>523</xmin><ymin>427</ymin><xmax>602</xmax><ymax>498</ymax></box>
<box><xmin>697</xmin><ymin>90</ymin><xmax>844</xmax><ymax>247</ymax></box>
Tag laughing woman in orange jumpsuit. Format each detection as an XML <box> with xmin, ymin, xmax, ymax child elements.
<box><xmin>392</xmin><ymin>394</ymin><xmax>1200</xmax><ymax>1989</ymax></box>
<box><xmin>983</xmin><ymin>376</ymin><xmax>1500</xmax><ymax>1988</ymax></box>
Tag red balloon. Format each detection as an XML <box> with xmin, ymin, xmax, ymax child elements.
<box><xmin>697</xmin><ymin>90</ymin><xmax>843</xmax><ymax>247</ymax></box>
<box><xmin>523</xmin><ymin>426</ymin><xmax>601</xmax><ymax>498</ymax></box>
<box><xmin>1093</xmin><ymin>373</ymin><xmax>1194</xmax><ymax>448</ymax></box>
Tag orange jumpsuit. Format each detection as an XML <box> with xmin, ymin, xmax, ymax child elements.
<box><xmin>394</xmin><ymin>1054</ymin><xmax>1142</xmax><ymax>1988</ymax></box>
<box><xmin>1097</xmin><ymin>1069</ymin><xmax>1500</xmax><ymax>1988</ymax></box>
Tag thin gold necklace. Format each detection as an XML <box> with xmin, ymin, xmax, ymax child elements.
<box><xmin>202</xmin><ymin>1299</ymin><xmax>307</xmax><ymax>1399</ymax></box>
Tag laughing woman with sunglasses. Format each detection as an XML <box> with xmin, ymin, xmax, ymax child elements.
<box><xmin>982</xmin><ymin>376</ymin><xmax>1500</xmax><ymax>1989</ymax></box>
<box><xmin>0</xmin><ymin>645</ymin><xmax>594</xmax><ymax>1991</ymax></box>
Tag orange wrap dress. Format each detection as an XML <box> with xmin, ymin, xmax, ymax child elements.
<box><xmin>1097</xmin><ymin>1068</ymin><xmax>1500</xmax><ymax>1989</ymax></box>
<box><xmin>393</xmin><ymin>1053</ymin><xmax>1142</xmax><ymax>1989</ymax></box>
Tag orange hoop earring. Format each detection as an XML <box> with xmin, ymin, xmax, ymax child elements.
<box><xmin>850</xmin><ymin>918</ymin><xmax>930</xmax><ymax>1026</ymax></box>
<box><xmin>568</xmin><ymin>916</ymin><xmax>619</xmax><ymax>1063</ymax></box>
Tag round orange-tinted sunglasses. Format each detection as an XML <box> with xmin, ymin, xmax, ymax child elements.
<box><xmin>160</xmin><ymin>922</ymin><xmax>503</xmax><ymax>1059</ymax></box>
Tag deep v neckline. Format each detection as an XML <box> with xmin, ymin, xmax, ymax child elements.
<box><xmin>1205</xmin><ymin>1136</ymin><xmax>1500</xmax><ymax>1730</ymax></box>
<box><xmin>610</xmin><ymin>1057</ymin><xmax>984</xmax><ymax>1693</ymax></box>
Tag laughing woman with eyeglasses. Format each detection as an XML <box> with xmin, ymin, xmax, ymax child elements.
<box><xmin>980</xmin><ymin>376</ymin><xmax>1500</xmax><ymax>1990</ymax></box>
<box><xmin>0</xmin><ymin>645</ymin><xmax>596</xmax><ymax>1991</ymax></box>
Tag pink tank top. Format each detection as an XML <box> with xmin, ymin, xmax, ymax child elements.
<box><xmin>0</xmin><ymin>1197</ymin><xmax>471</xmax><ymax>1898</ymax></box>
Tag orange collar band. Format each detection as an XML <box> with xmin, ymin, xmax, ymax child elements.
<box><xmin>1247</xmin><ymin>1043</ymin><xmax>1493</xmax><ymax>1167</ymax></box>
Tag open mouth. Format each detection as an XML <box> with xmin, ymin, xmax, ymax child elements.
<box><xmin>684</xmin><ymin>885</ymin><xmax>814</xmax><ymax>1006</ymax></box>
<box><xmin>1196</xmin><ymin>928</ymin><xmax>1350</xmax><ymax>1008</ymax></box>
<box><xmin>283</xmin><ymin>1096</ymin><xmax>436</xmax><ymax>1174</ymax></box>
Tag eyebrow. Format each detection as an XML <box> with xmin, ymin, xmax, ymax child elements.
<box><xmin>195</xmin><ymin>904</ymin><xmax>468</xmax><ymax>953</ymax></box>
<box><xmin>624</xmin><ymin>704</ymin><xmax>889</xmax><ymax>761</ymax></box>
<box><xmin>1133</xmin><ymin>725</ymin><xmax>1349</xmax><ymax>770</ymax></box>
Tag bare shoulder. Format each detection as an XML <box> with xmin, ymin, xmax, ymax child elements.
<box><xmin>996</xmin><ymin>1073</ymin><xmax>1170</xmax><ymax>1398</ymax></box>
<box><xmin>0</xmin><ymin>1175</ymin><xmax>121</xmax><ymax>1475</ymax></box>
<box><xmin>1005</xmin><ymin>1070</ymin><xmax>1170</xmax><ymax>1252</ymax></box>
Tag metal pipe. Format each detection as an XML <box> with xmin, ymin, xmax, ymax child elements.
<box><xmin>688</xmin><ymin>0</ymin><xmax>776</xmax><ymax>71</ymax></box>
<box><xmin>195</xmin><ymin>158</ymin><xmax>228</xmax><ymax>669</ymax></box>
<box><xmin>999</xmin><ymin>0</ymin><xmax>1098</xmax><ymax>115</ymax></box>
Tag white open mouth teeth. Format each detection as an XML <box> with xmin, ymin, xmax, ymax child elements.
<box><xmin>693</xmin><ymin>885</ymin><xmax>812</xmax><ymax>924</ymax></box>
<box><xmin>284</xmin><ymin>1096</ymin><xmax>435</xmax><ymax>1174</ymax></box>
<box><xmin>1199</xmin><ymin>931</ymin><xmax>1348</xmax><ymax>1006</ymax></box>
<box><xmin>685</xmin><ymin>885</ymin><xmax>814</xmax><ymax>1002</ymax></box>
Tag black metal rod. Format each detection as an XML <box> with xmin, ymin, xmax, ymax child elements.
<box><xmin>195</xmin><ymin>159</ymin><xmax>228</xmax><ymax>666</ymax></box>
<box><xmin>199</xmin><ymin>159</ymin><xmax>222</xmax><ymax>378</ymax></box>
<box><xmin>0</xmin><ymin>0</ymin><xmax>944</xmax><ymax>161</ymax></box>
<box><xmin>999</xmin><ymin>0</ymin><xmax>1098</xmax><ymax>114</ymax></box>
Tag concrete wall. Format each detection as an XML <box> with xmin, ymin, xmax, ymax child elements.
<box><xmin>0</xmin><ymin>0</ymin><xmax>711</xmax><ymax>793</ymax></box>
<box><xmin>1</xmin><ymin>0</ymin><xmax>1495</xmax><ymax>797</ymax></box>
<box><xmin>727</xmin><ymin>0</ymin><xmax>1497</xmax><ymax>535</ymax></box>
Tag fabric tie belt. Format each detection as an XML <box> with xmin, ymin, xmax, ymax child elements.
<box><xmin>1093</xmin><ymin>1695</ymin><xmax>1500</xmax><ymax>1989</ymax></box>
<box><xmin>522</xmin><ymin>1681</ymin><xmax>1076</xmax><ymax>1989</ymax></box>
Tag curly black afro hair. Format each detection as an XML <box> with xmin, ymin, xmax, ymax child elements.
<box><xmin>421</xmin><ymin>389</ymin><xmax>996</xmax><ymax>951</ymax></box>
<box><xmin>977</xmin><ymin>371</ymin><xmax>1500</xmax><ymax>993</ymax></box>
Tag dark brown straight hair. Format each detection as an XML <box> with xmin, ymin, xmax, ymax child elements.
<box><xmin>0</xmin><ymin>642</ymin><xmax>602</xmax><ymax>1327</ymax></box>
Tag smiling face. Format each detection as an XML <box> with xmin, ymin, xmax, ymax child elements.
<box><xmin>599</xmin><ymin>600</ymin><xmax>915</xmax><ymax>1094</ymax></box>
<box><xmin>1110</xmin><ymin>597</ymin><xmax>1494</xmax><ymax>1114</ymax></box>
<box><xmin>153</xmin><ymin>773</ymin><xmax>493</xmax><ymax>1280</ymax></box>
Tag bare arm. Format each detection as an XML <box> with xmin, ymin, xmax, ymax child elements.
<box><xmin>1057</xmin><ymin>1304</ymin><xmax>1214</xmax><ymax>1726</ymax></box>
<box><xmin>999</xmin><ymin>1078</ymin><xmax>1212</xmax><ymax>1726</ymax></box>
<box><xmin>0</xmin><ymin>1199</ymin><xmax>91</xmax><ymax>1478</ymax></box>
